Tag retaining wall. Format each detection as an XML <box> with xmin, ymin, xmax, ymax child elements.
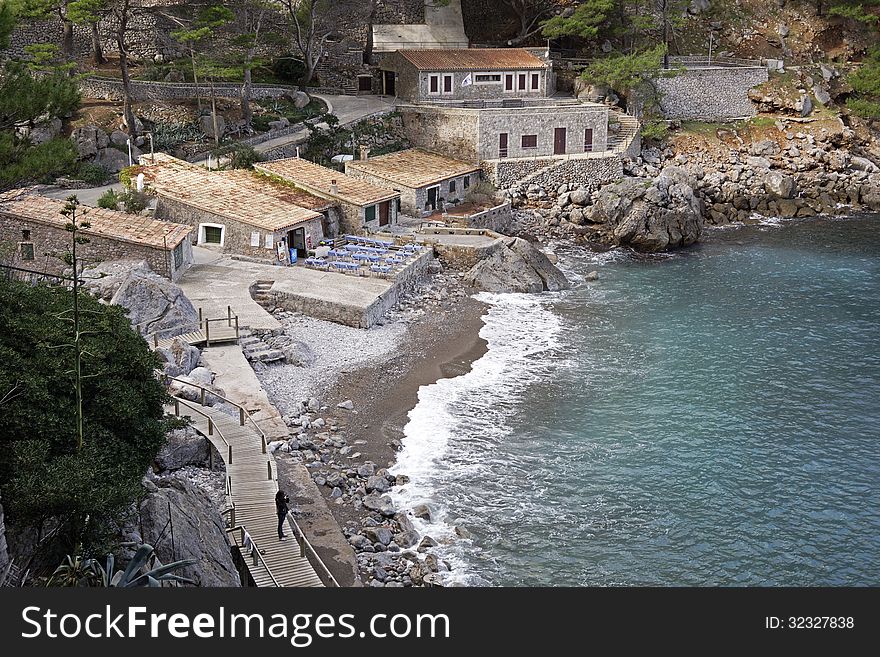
<box><xmin>654</xmin><ymin>67</ymin><xmax>768</xmax><ymax>120</ymax></box>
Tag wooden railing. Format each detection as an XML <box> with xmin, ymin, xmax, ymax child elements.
<box><xmin>236</xmin><ymin>527</ymin><xmax>281</xmax><ymax>587</ymax></box>
<box><xmin>285</xmin><ymin>511</ymin><xmax>340</xmax><ymax>588</ymax></box>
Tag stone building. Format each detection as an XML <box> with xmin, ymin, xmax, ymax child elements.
<box><xmin>0</xmin><ymin>189</ymin><xmax>192</xmax><ymax>281</ymax></box>
<box><xmin>140</xmin><ymin>155</ymin><xmax>334</xmax><ymax>262</ymax></box>
<box><xmin>397</xmin><ymin>102</ymin><xmax>610</xmax><ymax>162</ymax></box>
<box><xmin>346</xmin><ymin>148</ymin><xmax>481</xmax><ymax>216</ymax></box>
<box><xmin>254</xmin><ymin>158</ymin><xmax>400</xmax><ymax>234</ymax></box>
<box><xmin>380</xmin><ymin>48</ymin><xmax>552</xmax><ymax>102</ymax></box>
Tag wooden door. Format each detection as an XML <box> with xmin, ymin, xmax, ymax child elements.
<box><xmin>383</xmin><ymin>70</ymin><xmax>396</xmax><ymax>96</ymax></box>
<box><xmin>427</xmin><ymin>186</ymin><xmax>438</xmax><ymax>210</ymax></box>
<box><xmin>554</xmin><ymin>127</ymin><xmax>567</xmax><ymax>155</ymax></box>
<box><xmin>379</xmin><ymin>201</ymin><xmax>390</xmax><ymax>226</ymax></box>
<box><xmin>499</xmin><ymin>132</ymin><xmax>508</xmax><ymax>158</ymax></box>
<box><xmin>584</xmin><ymin>128</ymin><xmax>593</xmax><ymax>152</ymax></box>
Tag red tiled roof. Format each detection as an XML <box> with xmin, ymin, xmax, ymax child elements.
<box><xmin>396</xmin><ymin>48</ymin><xmax>546</xmax><ymax>71</ymax></box>
<box><xmin>139</xmin><ymin>155</ymin><xmax>327</xmax><ymax>231</ymax></box>
<box><xmin>0</xmin><ymin>189</ymin><xmax>191</xmax><ymax>249</ymax></box>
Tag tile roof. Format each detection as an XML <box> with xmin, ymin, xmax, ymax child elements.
<box><xmin>254</xmin><ymin>158</ymin><xmax>399</xmax><ymax>207</ymax></box>
<box><xmin>139</xmin><ymin>155</ymin><xmax>327</xmax><ymax>232</ymax></box>
<box><xmin>0</xmin><ymin>189</ymin><xmax>191</xmax><ymax>249</ymax></box>
<box><xmin>396</xmin><ymin>48</ymin><xmax>546</xmax><ymax>71</ymax></box>
<box><xmin>345</xmin><ymin>149</ymin><xmax>481</xmax><ymax>189</ymax></box>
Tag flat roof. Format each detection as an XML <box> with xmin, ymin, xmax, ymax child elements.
<box><xmin>139</xmin><ymin>155</ymin><xmax>327</xmax><ymax>232</ymax></box>
<box><xmin>396</xmin><ymin>48</ymin><xmax>546</xmax><ymax>71</ymax></box>
<box><xmin>345</xmin><ymin>149</ymin><xmax>481</xmax><ymax>189</ymax></box>
<box><xmin>0</xmin><ymin>189</ymin><xmax>191</xmax><ymax>249</ymax></box>
<box><xmin>254</xmin><ymin>158</ymin><xmax>399</xmax><ymax>207</ymax></box>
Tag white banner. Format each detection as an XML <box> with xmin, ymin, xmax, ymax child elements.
<box><xmin>462</xmin><ymin>73</ymin><xmax>472</xmax><ymax>87</ymax></box>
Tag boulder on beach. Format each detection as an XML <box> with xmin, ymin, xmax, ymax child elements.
<box><xmin>464</xmin><ymin>237</ymin><xmax>569</xmax><ymax>294</ymax></box>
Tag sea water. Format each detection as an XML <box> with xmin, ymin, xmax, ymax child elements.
<box><xmin>390</xmin><ymin>215</ymin><xmax>880</xmax><ymax>586</ymax></box>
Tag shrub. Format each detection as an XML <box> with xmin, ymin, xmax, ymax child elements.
<box><xmin>97</xmin><ymin>189</ymin><xmax>121</xmax><ymax>210</ymax></box>
<box><xmin>640</xmin><ymin>119</ymin><xmax>669</xmax><ymax>142</ymax></box>
<box><xmin>74</xmin><ymin>163</ymin><xmax>109</xmax><ymax>186</ymax></box>
<box><xmin>0</xmin><ymin>135</ymin><xmax>78</xmax><ymax>187</ymax></box>
<box><xmin>212</xmin><ymin>143</ymin><xmax>263</xmax><ymax>170</ymax></box>
<box><xmin>151</xmin><ymin>120</ymin><xmax>204</xmax><ymax>152</ymax></box>
<box><xmin>465</xmin><ymin>180</ymin><xmax>499</xmax><ymax>206</ymax></box>
<box><xmin>120</xmin><ymin>189</ymin><xmax>149</xmax><ymax>213</ymax></box>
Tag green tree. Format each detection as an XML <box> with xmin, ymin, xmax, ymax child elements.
<box><xmin>19</xmin><ymin>0</ymin><xmax>77</xmax><ymax>61</ymax></box>
<box><xmin>541</xmin><ymin>0</ymin><xmax>615</xmax><ymax>41</ymax></box>
<box><xmin>280</xmin><ymin>0</ymin><xmax>337</xmax><ymax>84</ymax></box>
<box><xmin>0</xmin><ymin>0</ymin><xmax>19</xmax><ymax>50</ymax></box>
<box><xmin>0</xmin><ymin>60</ymin><xmax>80</xmax><ymax>131</ymax></box>
<box><xmin>827</xmin><ymin>0</ymin><xmax>880</xmax><ymax>23</ymax></box>
<box><xmin>0</xmin><ymin>275</ymin><xmax>168</xmax><ymax>551</ymax></box>
<box><xmin>67</xmin><ymin>0</ymin><xmax>109</xmax><ymax>65</ymax></box>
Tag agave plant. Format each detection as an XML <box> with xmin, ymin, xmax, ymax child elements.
<box><xmin>105</xmin><ymin>544</ymin><xmax>197</xmax><ymax>588</ymax></box>
<box><xmin>48</xmin><ymin>553</ymin><xmax>105</xmax><ymax>587</ymax></box>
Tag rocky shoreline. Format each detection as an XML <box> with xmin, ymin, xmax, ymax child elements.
<box><xmin>252</xmin><ymin>271</ymin><xmax>488</xmax><ymax>586</ymax></box>
<box><xmin>503</xmin><ymin>114</ymin><xmax>880</xmax><ymax>251</ymax></box>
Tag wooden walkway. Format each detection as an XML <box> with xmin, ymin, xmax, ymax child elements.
<box><xmin>154</xmin><ymin>325</ymin><xmax>239</xmax><ymax>351</ymax></box>
<box><xmin>168</xmin><ymin>400</ymin><xmax>325</xmax><ymax>587</ymax></box>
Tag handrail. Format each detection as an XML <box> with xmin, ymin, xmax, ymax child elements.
<box><xmin>172</xmin><ymin>397</ymin><xmax>230</xmax><ymax>449</ymax></box>
<box><xmin>286</xmin><ymin>511</ymin><xmax>340</xmax><ymax>588</ymax></box>
<box><xmin>166</xmin><ymin>376</ymin><xmax>268</xmax><ymax>455</ymax></box>
<box><xmin>234</xmin><ymin>526</ymin><xmax>281</xmax><ymax>587</ymax></box>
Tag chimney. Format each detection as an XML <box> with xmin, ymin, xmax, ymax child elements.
<box><xmin>359</xmin><ymin>145</ymin><xmax>370</xmax><ymax>161</ymax></box>
<box><xmin>330</xmin><ymin>179</ymin><xmax>338</xmax><ymax>195</ymax></box>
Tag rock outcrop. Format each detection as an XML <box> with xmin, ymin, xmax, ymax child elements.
<box><xmin>157</xmin><ymin>337</ymin><xmax>201</xmax><ymax>377</ymax></box>
<box><xmin>135</xmin><ymin>474</ymin><xmax>239</xmax><ymax>587</ymax></box>
<box><xmin>464</xmin><ymin>237</ymin><xmax>569</xmax><ymax>293</ymax></box>
<box><xmin>585</xmin><ymin>165</ymin><xmax>704</xmax><ymax>252</ymax></box>
<box><xmin>70</xmin><ymin>124</ymin><xmax>141</xmax><ymax>172</ymax></box>
<box><xmin>154</xmin><ymin>426</ymin><xmax>211</xmax><ymax>472</ymax></box>
<box><xmin>110</xmin><ymin>269</ymin><xmax>199</xmax><ymax>338</ymax></box>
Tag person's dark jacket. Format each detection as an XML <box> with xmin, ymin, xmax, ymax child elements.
<box><xmin>275</xmin><ymin>490</ymin><xmax>290</xmax><ymax>516</ymax></box>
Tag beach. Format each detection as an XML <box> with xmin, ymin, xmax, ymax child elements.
<box><xmin>256</xmin><ymin>271</ymin><xmax>488</xmax><ymax>585</ymax></box>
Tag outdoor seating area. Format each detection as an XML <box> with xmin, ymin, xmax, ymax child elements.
<box><xmin>302</xmin><ymin>235</ymin><xmax>427</xmax><ymax>279</ymax></box>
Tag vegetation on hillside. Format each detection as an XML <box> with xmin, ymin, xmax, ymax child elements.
<box><xmin>0</xmin><ymin>273</ymin><xmax>169</xmax><ymax>554</ymax></box>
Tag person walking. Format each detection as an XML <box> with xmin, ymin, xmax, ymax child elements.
<box><xmin>276</xmin><ymin>489</ymin><xmax>290</xmax><ymax>540</ymax></box>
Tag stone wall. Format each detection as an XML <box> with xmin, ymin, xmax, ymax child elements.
<box><xmin>79</xmin><ymin>77</ymin><xmax>295</xmax><ymax>103</ymax></box>
<box><xmin>398</xmin><ymin>106</ymin><xmax>481</xmax><ymax>161</ymax></box>
<box><xmin>460</xmin><ymin>201</ymin><xmax>513</xmax><ymax>232</ymax></box>
<box><xmin>654</xmin><ymin>67</ymin><xmax>769</xmax><ymax>120</ymax></box>
<box><xmin>375</xmin><ymin>0</ymin><xmax>425</xmax><ymax>24</ymax></box>
<box><xmin>477</xmin><ymin>105</ymin><xmax>609</xmax><ymax>160</ymax></box>
<box><xmin>0</xmin><ymin>212</ymin><xmax>190</xmax><ymax>281</ymax></box>
<box><xmin>154</xmin><ymin>197</ymin><xmax>325</xmax><ymax>261</ymax></box>
<box><xmin>483</xmin><ymin>153</ymin><xmax>622</xmax><ymax>191</ymax></box>
<box><xmin>273</xmin><ymin>249</ymin><xmax>433</xmax><ymax>327</ymax></box>
<box><xmin>3</xmin><ymin>13</ymin><xmax>182</xmax><ymax>61</ymax></box>
<box><xmin>421</xmin><ymin>229</ymin><xmax>506</xmax><ymax>270</ymax></box>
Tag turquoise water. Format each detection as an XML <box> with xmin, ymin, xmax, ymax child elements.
<box><xmin>391</xmin><ymin>215</ymin><xmax>880</xmax><ymax>586</ymax></box>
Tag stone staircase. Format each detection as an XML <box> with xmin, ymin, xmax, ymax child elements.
<box><xmin>238</xmin><ymin>327</ymin><xmax>285</xmax><ymax>364</ymax></box>
<box><xmin>251</xmin><ymin>280</ymin><xmax>275</xmax><ymax>310</ymax></box>
<box><xmin>607</xmin><ymin>112</ymin><xmax>640</xmax><ymax>154</ymax></box>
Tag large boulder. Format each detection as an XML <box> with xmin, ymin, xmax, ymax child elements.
<box><xmin>81</xmin><ymin>259</ymin><xmax>152</xmax><ymax>300</ymax></box>
<box><xmin>199</xmin><ymin>114</ymin><xmax>226</xmax><ymax>139</ymax></box>
<box><xmin>764</xmin><ymin>170</ymin><xmax>797</xmax><ymax>198</ymax></box>
<box><xmin>95</xmin><ymin>144</ymin><xmax>141</xmax><ymax>173</ymax></box>
<box><xmin>136</xmin><ymin>475</ymin><xmax>240</xmax><ymax>586</ymax></box>
<box><xmin>110</xmin><ymin>270</ymin><xmax>199</xmax><ymax>339</ymax></box>
<box><xmin>860</xmin><ymin>173</ymin><xmax>880</xmax><ymax>210</ymax></box>
<box><xmin>70</xmin><ymin>125</ymin><xmax>109</xmax><ymax>159</ymax></box>
<box><xmin>464</xmin><ymin>237</ymin><xmax>569</xmax><ymax>294</ymax></box>
<box><xmin>155</xmin><ymin>426</ymin><xmax>211</xmax><ymax>471</ymax></box>
<box><xmin>586</xmin><ymin>166</ymin><xmax>704</xmax><ymax>252</ymax></box>
<box><xmin>21</xmin><ymin>117</ymin><xmax>62</xmax><ymax>146</ymax></box>
<box><xmin>157</xmin><ymin>337</ymin><xmax>201</xmax><ymax>377</ymax></box>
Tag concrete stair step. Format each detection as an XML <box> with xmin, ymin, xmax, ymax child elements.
<box><xmin>245</xmin><ymin>349</ymin><xmax>285</xmax><ymax>363</ymax></box>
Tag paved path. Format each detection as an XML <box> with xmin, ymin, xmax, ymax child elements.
<box><xmin>169</xmin><ymin>400</ymin><xmax>324</xmax><ymax>587</ymax></box>
<box><xmin>251</xmin><ymin>94</ymin><xmax>394</xmax><ymax>157</ymax></box>
<box><xmin>42</xmin><ymin>182</ymin><xmax>124</xmax><ymax>208</ymax></box>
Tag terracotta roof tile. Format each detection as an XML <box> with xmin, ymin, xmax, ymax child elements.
<box><xmin>0</xmin><ymin>189</ymin><xmax>191</xmax><ymax>249</ymax></box>
<box><xmin>345</xmin><ymin>149</ymin><xmax>480</xmax><ymax>189</ymax></box>
<box><xmin>254</xmin><ymin>158</ymin><xmax>399</xmax><ymax>207</ymax></box>
<box><xmin>139</xmin><ymin>155</ymin><xmax>327</xmax><ymax>232</ymax></box>
<box><xmin>396</xmin><ymin>48</ymin><xmax>546</xmax><ymax>71</ymax></box>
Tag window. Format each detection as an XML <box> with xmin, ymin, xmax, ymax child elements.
<box><xmin>504</xmin><ymin>74</ymin><xmax>514</xmax><ymax>91</ymax></box>
<box><xmin>464</xmin><ymin>175</ymin><xmax>470</xmax><ymax>189</ymax></box>
<box><xmin>365</xmin><ymin>204</ymin><xmax>377</xmax><ymax>223</ymax></box>
<box><xmin>521</xmin><ymin>134</ymin><xmax>538</xmax><ymax>149</ymax></box>
<box><xmin>449</xmin><ymin>179</ymin><xmax>456</xmax><ymax>193</ymax></box>
<box><xmin>429</xmin><ymin>74</ymin><xmax>439</xmax><ymax>94</ymax></box>
<box><xmin>531</xmin><ymin>73</ymin><xmax>540</xmax><ymax>90</ymax></box>
<box><xmin>21</xmin><ymin>229</ymin><xmax>30</xmax><ymax>240</ymax></box>
<box><xmin>443</xmin><ymin>74</ymin><xmax>453</xmax><ymax>94</ymax></box>
<box><xmin>200</xmin><ymin>223</ymin><xmax>224</xmax><ymax>245</ymax></box>
<box><xmin>518</xmin><ymin>73</ymin><xmax>527</xmax><ymax>90</ymax></box>
<box><xmin>358</xmin><ymin>75</ymin><xmax>372</xmax><ymax>92</ymax></box>
<box><xmin>173</xmin><ymin>241</ymin><xmax>185</xmax><ymax>269</ymax></box>
<box><xmin>475</xmin><ymin>73</ymin><xmax>502</xmax><ymax>83</ymax></box>
<box><xmin>19</xmin><ymin>242</ymin><xmax>34</xmax><ymax>261</ymax></box>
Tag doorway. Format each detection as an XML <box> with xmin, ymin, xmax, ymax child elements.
<box><xmin>554</xmin><ymin>127</ymin><xmax>567</xmax><ymax>155</ymax></box>
<box><xmin>499</xmin><ymin>132</ymin><xmax>508</xmax><ymax>158</ymax></box>
<box><xmin>288</xmin><ymin>227</ymin><xmax>307</xmax><ymax>259</ymax></box>
<box><xmin>358</xmin><ymin>75</ymin><xmax>372</xmax><ymax>94</ymax></box>
<box><xmin>379</xmin><ymin>200</ymin><xmax>390</xmax><ymax>226</ymax></box>
<box><xmin>383</xmin><ymin>70</ymin><xmax>396</xmax><ymax>96</ymax></box>
<box><xmin>426</xmin><ymin>186</ymin><xmax>439</xmax><ymax>211</ymax></box>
